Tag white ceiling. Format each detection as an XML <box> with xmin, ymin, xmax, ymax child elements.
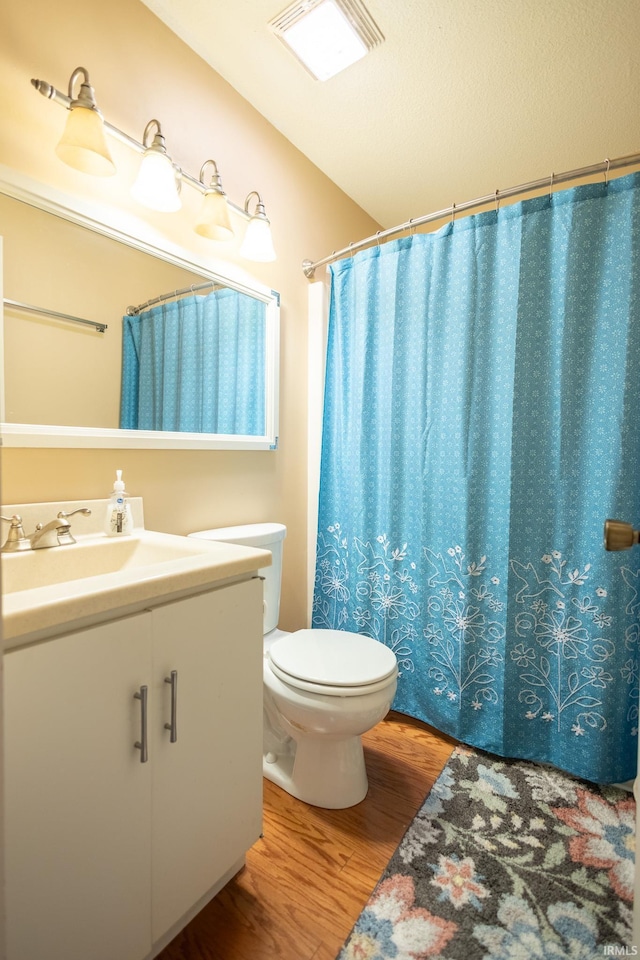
<box><xmin>141</xmin><ymin>0</ymin><xmax>640</xmax><ymax>229</ymax></box>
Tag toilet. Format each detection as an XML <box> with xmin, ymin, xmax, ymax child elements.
<box><xmin>189</xmin><ymin>523</ymin><xmax>398</xmax><ymax>808</ymax></box>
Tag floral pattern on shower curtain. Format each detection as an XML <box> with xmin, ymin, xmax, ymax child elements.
<box><xmin>313</xmin><ymin>172</ymin><xmax>640</xmax><ymax>783</ymax></box>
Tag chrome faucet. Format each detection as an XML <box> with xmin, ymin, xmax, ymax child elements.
<box><xmin>1</xmin><ymin>508</ymin><xmax>91</xmax><ymax>552</ymax></box>
<box><xmin>29</xmin><ymin>515</ymin><xmax>73</xmax><ymax>549</ymax></box>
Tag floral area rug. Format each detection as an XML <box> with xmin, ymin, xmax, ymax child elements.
<box><xmin>337</xmin><ymin>745</ymin><xmax>635</xmax><ymax>959</ymax></box>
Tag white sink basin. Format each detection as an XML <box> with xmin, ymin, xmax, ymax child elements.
<box><xmin>2</xmin><ymin>528</ymin><xmax>271</xmax><ymax>649</ymax></box>
<box><xmin>2</xmin><ymin>534</ymin><xmax>224</xmax><ymax>593</ymax></box>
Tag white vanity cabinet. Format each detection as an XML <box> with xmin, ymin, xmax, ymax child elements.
<box><xmin>5</xmin><ymin>609</ymin><xmax>153</xmax><ymax>960</ymax></box>
<box><xmin>149</xmin><ymin>582</ymin><xmax>263</xmax><ymax>944</ymax></box>
<box><xmin>4</xmin><ymin>576</ymin><xmax>264</xmax><ymax>960</ymax></box>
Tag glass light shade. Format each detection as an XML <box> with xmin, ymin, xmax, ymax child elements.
<box><xmin>194</xmin><ymin>190</ymin><xmax>234</xmax><ymax>240</ymax></box>
<box><xmin>131</xmin><ymin>150</ymin><xmax>182</xmax><ymax>212</ymax></box>
<box><xmin>240</xmin><ymin>216</ymin><xmax>276</xmax><ymax>262</ymax></box>
<box><xmin>55</xmin><ymin>104</ymin><xmax>115</xmax><ymax>176</ymax></box>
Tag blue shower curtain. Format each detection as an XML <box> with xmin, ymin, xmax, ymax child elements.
<box><xmin>313</xmin><ymin>172</ymin><xmax>640</xmax><ymax>783</ymax></box>
<box><xmin>120</xmin><ymin>287</ymin><xmax>266</xmax><ymax>435</ymax></box>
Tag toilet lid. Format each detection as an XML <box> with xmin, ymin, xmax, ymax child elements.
<box><xmin>268</xmin><ymin>629</ymin><xmax>397</xmax><ymax>687</ymax></box>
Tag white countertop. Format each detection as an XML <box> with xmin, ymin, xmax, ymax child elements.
<box><xmin>2</xmin><ymin>498</ymin><xmax>271</xmax><ymax>649</ymax></box>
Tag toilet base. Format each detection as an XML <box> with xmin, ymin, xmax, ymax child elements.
<box><xmin>263</xmin><ymin>734</ymin><xmax>368</xmax><ymax>809</ymax></box>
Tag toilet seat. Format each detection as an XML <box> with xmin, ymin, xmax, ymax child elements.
<box><xmin>268</xmin><ymin>629</ymin><xmax>398</xmax><ymax>697</ymax></box>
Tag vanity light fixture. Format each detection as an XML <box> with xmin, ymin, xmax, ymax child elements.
<box><xmin>194</xmin><ymin>160</ymin><xmax>234</xmax><ymax>240</ymax></box>
<box><xmin>130</xmin><ymin>119</ymin><xmax>182</xmax><ymax>213</ymax></box>
<box><xmin>31</xmin><ymin>68</ymin><xmax>277</xmax><ymax>261</ymax></box>
<box><xmin>239</xmin><ymin>192</ymin><xmax>277</xmax><ymax>262</ymax></box>
<box><xmin>270</xmin><ymin>0</ymin><xmax>383</xmax><ymax>82</ymax></box>
<box><xmin>54</xmin><ymin>67</ymin><xmax>115</xmax><ymax>176</ymax></box>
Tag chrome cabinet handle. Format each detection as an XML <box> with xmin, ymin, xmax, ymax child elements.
<box><xmin>134</xmin><ymin>685</ymin><xmax>148</xmax><ymax>763</ymax></box>
<box><xmin>164</xmin><ymin>670</ymin><xmax>178</xmax><ymax>743</ymax></box>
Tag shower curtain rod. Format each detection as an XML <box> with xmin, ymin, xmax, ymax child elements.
<box><xmin>3</xmin><ymin>298</ymin><xmax>107</xmax><ymax>333</ymax></box>
<box><xmin>126</xmin><ymin>280</ymin><xmax>225</xmax><ymax>316</ymax></box>
<box><xmin>302</xmin><ymin>150</ymin><xmax>640</xmax><ymax>279</ymax></box>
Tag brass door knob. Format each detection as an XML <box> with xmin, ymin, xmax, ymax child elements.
<box><xmin>604</xmin><ymin>519</ymin><xmax>640</xmax><ymax>551</ymax></box>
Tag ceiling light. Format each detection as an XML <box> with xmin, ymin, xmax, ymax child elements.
<box><xmin>194</xmin><ymin>160</ymin><xmax>234</xmax><ymax>240</ymax></box>
<box><xmin>131</xmin><ymin>119</ymin><xmax>182</xmax><ymax>213</ymax></box>
<box><xmin>55</xmin><ymin>67</ymin><xmax>115</xmax><ymax>176</ymax></box>
<box><xmin>240</xmin><ymin>192</ymin><xmax>276</xmax><ymax>262</ymax></box>
<box><xmin>270</xmin><ymin>0</ymin><xmax>383</xmax><ymax>81</ymax></box>
<box><xmin>32</xmin><ymin>67</ymin><xmax>278</xmax><ymax>262</ymax></box>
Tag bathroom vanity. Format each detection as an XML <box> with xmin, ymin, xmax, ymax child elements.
<box><xmin>2</xmin><ymin>499</ymin><xmax>269</xmax><ymax>960</ymax></box>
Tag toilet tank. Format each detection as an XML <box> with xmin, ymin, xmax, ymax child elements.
<box><xmin>189</xmin><ymin>523</ymin><xmax>287</xmax><ymax>635</ymax></box>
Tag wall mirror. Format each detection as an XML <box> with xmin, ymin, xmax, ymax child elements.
<box><xmin>0</xmin><ymin>169</ymin><xmax>279</xmax><ymax>450</ymax></box>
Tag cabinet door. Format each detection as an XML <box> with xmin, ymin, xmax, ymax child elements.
<box><xmin>4</xmin><ymin>614</ymin><xmax>153</xmax><ymax>960</ymax></box>
<box><xmin>150</xmin><ymin>577</ymin><xmax>264</xmax><ymax>942</ymax></box>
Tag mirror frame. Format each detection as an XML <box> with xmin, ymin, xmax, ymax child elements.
<box><xmin>0</xmin><ymin>166</ymin><xmax>280</xmax><ymax>450</ymax></box>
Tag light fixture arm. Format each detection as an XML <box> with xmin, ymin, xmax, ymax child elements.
<box><xmin>244</xmin><ymin>190</ymin><xmax>269</xmax><ymax>220</ymax></box>
<box><xmin>31</xmin><ymin>74</ymin><xmax>252</xmax><ymax>221</ymax></box>
<box><xmin>66</xmin><ymin>66</ymin><xmax>100</xmax><ymax>112</ymax></box>
<box><xmin>142</xmin><ymin>119</ymin><xmax>166</xmax><ymax>152</ymax></box>
<box><xmin>199</xmin><ymin>159</ymin><xmax>226</xmax><ymax>196</ymax></box>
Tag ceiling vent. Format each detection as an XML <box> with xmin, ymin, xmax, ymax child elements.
<box><xmin>270</xmin><ymin>0</ymin><xmax>384</xmax><ymax>81</ymax></box>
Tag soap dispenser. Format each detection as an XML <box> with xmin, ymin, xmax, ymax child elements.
<box><xmin>104</xmin><ymin>470</ymin><xmax>133</xmax><ymax>536</ymax></box>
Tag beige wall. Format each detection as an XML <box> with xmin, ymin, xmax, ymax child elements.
<box><xmin>1</xmin><ymin>194</ymin><xmax>217</xmax><ymax>428</ymax></box>
<box><xmin>0</xmin><ymin>0</ymin><xmax>379</xmax><ymax>630</ymax></box>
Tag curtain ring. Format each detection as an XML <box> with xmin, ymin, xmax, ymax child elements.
<box><xmin>451</xmin><ymin>202</ymin><xmax>456</xmax><ymax>225</ymax></box>
<box><xmin>604</xmin><ymin>157</ymin><xmax>611</xmax><ymax>187</ymax></box>
<box><xmin>376</xmin><ymin>231</ymin><xmax>382</xmax><ymax>247</ymax></box>
<box><xmin>495</xmin><ymin>189</ymin><xmax>500</xmax><ymax>213</ymax></box>
<box><xmin>549</xmin><ymin>172</ymin><xmax>555</xmax><ymax>201</ymax></box>
<box><xmin>408</xmin><ymin>218</ymin><xmax>416</xmax><ymax>237</ymax></box>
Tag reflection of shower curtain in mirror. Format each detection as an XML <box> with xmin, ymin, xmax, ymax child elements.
<box><xmin>314</xmin><ymin>172</ymin><xmax>640</xmax><ymax>784</ymax></box>
<box><xmin>120</xmin><ymin>288</ymin><xmax>266</xmax><ymax>435</ymax></box>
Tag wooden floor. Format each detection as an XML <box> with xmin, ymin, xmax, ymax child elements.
<box><xmin>157</xmin><ymin>712</ymin><xmax>456</xmax><ymax>960</ymax></box>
